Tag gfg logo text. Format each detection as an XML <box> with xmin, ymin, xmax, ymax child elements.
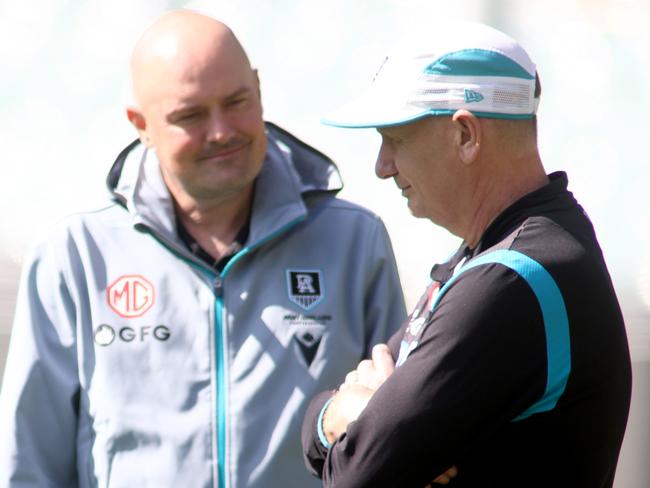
<box><xmin>94</xmin><ymin>324</ymin><xmax>170</xmax><ymax>346</ymax></box>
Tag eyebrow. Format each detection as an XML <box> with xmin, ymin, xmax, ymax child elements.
<box><xmin>224</xmin><ymin>86</ymin><xmax>252</xmax><ymax>101</ymax></box>
<box><xmin>166</xmin><ymin>85</ymin><xmax>254</xmax><ymax>121</ymax></box>
<box><xmin>377</xmin><ymin>127</ymin><xmax>398</xmax><ymax>138</ymax></box>
<box><xmin>377</xmin><ymin>125</ymin><xmax>400</xmax><ymax>135</ymax></box>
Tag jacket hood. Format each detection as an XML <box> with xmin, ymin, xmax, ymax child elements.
<box><xmin>106</xmin><ymin>122</ymin><xmax>343</xmax><ymax>204</ymax></box>
<box><xmin>105</xmin><ymin>122</ymin><xmax>344</xmax><ymax>252</ymax></box>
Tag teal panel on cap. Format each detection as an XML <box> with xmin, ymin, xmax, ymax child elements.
<box><xmin>425</xmin><ymin>49</ymin><xmax>534</xmax><ymax>80</ymax></box>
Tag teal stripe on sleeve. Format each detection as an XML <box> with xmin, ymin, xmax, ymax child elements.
<box><xmin>430</xmin><ymin>249</ymin><xmax>571</xmax><ymax>420</ymax></box>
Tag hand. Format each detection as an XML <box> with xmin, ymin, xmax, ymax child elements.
<box><xmin>322</xmin><ymin>344</ymin><xmax>395</xmax><ymax>444</ymax></box>
<box><xmin>426</xmin><ymin>465</ymin><xmax>458</xmax><ymax>486</ymax></box>
<box><xmin>322</xmin><ymin>383</ymin><xmax>374</xmax><ymax>445</ymax></box>
<box><xmin>340</xmin><ymin>344</ymin><xmax>395</xmax><ymax>391</ymax></box>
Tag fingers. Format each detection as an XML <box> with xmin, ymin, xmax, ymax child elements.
<box><xmin>432</xmin><ymin>473</ymin><xmax>450</xmax><ymax>485</ymax></box>
<box><xmin>356</xmin><ymin>360</ymin><xmax>383</xmax><ymax>390</ymax></box>
<box><xmin>355</xmin><ymin>359</ymin><xmax>375</xmax><ymax>387</ymax></box>
<box><xmin>371</xmin><ymin>343</ymin><xmax>395</xmax><ymax>379</ymax></box>
<box><xmin>432</xmin><ymin>465</ymin><xmax>458</xmax><ymax>485</ymax></box>
<box><xmin>359</xmin><ymin>344</ymin><xmax>394</xmax><ymax>389</ymax></box>
<box><xmin>340</xmin><ymin>344</ymin><xmax>395</xmax><ymax>391</ymax></box>
<box><xmin>342</xmin><ymin>370</ymin><xmax>358</xmax><ymax>386</ymax></box>
<box><xmin>323</xmin><ymin>385</ymin><xmax>375</xmax><ymax>443</ymax></box>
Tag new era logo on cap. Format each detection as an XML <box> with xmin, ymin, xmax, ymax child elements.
<box><xmin>464</xmin><ymin>89</ymin><xmax>484</xmax><ymax>103</ymax></box>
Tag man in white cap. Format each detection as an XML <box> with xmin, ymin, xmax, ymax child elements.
<box><xmin>302</xmin><ymin>22</ymin><xmax>631</xmax><ymax>487</ymax></box>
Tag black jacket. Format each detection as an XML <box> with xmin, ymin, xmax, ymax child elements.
<box><xmin>302</xmin><ymin>172</ymin><xmax>632</xmax><ymax>487</ymax></box>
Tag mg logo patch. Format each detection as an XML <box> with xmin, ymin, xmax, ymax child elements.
<box><xmin>287</xmin><ymin>270</ymin><xmax>323</xmax><ymax>310</ymax></box>
<box><xmin>107</xmin><ymin>275</ymin><xmax>155</xmax><ymax>318</ymax></box>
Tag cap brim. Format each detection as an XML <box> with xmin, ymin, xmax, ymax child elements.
<box><xmin>321</xmin><ymin>89</ymin><xmax>432</xmax><ymax>129</ymax></box>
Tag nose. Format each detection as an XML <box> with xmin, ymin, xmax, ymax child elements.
<box><xmin>207</xmin><ymin>110</ymin><xmax>236</xmax><ymax>143</ymax></box>
<box><xmin>375</xmin><ymin>142</ymin><xmax>397</xmax><ymax>180</ymax></box>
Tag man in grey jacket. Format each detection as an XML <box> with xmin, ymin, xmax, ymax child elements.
<box><xmin>0</xmin><ymin>10</ymin><xmax>405</xmax><ymax>487</ymax></box>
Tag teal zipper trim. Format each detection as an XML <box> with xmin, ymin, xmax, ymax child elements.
<box><xmin>140</xmin><ymin>231</ymin><xmax>226</xmax><ymax>485</ymax></box>
<box><xmin>215</xmin><ymin>215</ymin><xmax>306</xmax><ymax>487</ymax></box>
<box><xmin>215</xmin><ymin>294</ymin><xmax>226</xmax><ymax>488</ymax></box>
<box><xmin>142</xmin><ymin>215</ymin><xmax>306</xmax><ymax>488</ymax></box>
<box><xmin>221</xmin><ymin>215</ymin><xmax>307</xmax><ymax>276</ymax></box>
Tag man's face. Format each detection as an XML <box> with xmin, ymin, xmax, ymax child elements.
<box><xmin>138</xmin><ymin>48</ymin><xmax>267</xmax><ymax>207</ymax></box>
<box><xmin>375</xmin><ymin>117</ymin><xmax>460</xmax><ymax>226</ymax></box>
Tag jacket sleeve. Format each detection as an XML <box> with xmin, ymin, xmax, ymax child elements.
<box><xmin>303</xmin><ymin>263</ymin><xmax>549</xmax><ymax>487</ymax></box>
<box><xmin>0</xmin><ymin>237</ymin><xmax>81</xmax><ymax>486</ymax></box>
<box><xmin>360</xmin><ymin>217</ymin><xmax>406</xmax><ymax>356</ymax></box>
<box><xmin>302</xmin><ymin>216</ymin><xmax>407</xmax><ymax>477</ymax></box>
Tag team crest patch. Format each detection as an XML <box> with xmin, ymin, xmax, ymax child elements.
<box><xmin>286</xmin><ymin>270</ymin><xmax>323</xmax><ymax>310</ymax></box>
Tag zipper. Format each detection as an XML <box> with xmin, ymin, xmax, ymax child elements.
<box><xmin>140</xmin><ymin>216</ymin><xmax>306</xmax><ymax>487</ymax></box>
<box><xmin>139</xmin><ymin>229</ymin><xmax>227</xmax><ymax>486</ymax></box>
<box><xmin>214</xmin><ymin>275</ymin><xmax>226</xmax><ymax>488</ymax></box>
<box><xmin>213</xmin><ymin>215</ymin><xmax>306</xmax><ymax>487</ymax></box>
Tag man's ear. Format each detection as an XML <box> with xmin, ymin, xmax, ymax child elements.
<box><xmin>452</xmin><ymin>110</ymin><xmax>481</xmax><ymax>165</ymax></box>
<box><xmin>126</xmin><ymin>106</ymin><xmax>153</xmax><ymax>148</ymax></box>
<box><xmin>252</xmin><ymin>68</ymin><xmax>263</xmax><ymax>111</ymax></box>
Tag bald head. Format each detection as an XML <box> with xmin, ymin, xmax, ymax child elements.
<box><xmin>130</xmin><ymin>10</ymin><xmax>252</xmax><ymax>109</ymax></box>
<box><xmin>125</xmin><ymin>9</ymin><xmax>267</xmax><ymax>212</ymax></box>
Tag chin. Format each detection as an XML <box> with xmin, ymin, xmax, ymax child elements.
<box><xmin>411</xmin><ymin>212</ymin><xmax>430</xmax><ymax>220</ymax></box>
<box><xmin>406</xmin><ymin>202</ymin><xmax>427</xmax><ymax>219</ymax></box>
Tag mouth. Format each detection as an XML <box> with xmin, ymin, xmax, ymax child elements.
<box><xmin>398</xmin><ymin>184</ymin><xmax>411</xmax><ymax>197</ymax></box>
<box><xmin>199</xmin><ymin>142</ymin><xmax>249</xmax><ymax>162</ymax></box>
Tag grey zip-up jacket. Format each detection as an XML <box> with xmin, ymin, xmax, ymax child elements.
<box><xmin>0</xmin><ymin>123</ymin><xmax>406</xmax><ymax>487</ymax></box>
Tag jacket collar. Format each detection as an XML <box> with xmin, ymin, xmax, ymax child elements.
<box><xmin>473</xmin><ymin>171</ymin><xmax>573</xmax><ymax>255</ymax></box>
<box><xmin>107</xmin><ymin>122</ymin><xmax>343</xmax><ymax>250</ymax></box>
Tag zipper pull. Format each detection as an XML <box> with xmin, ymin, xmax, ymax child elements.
<box><xmin>214</xmin><ymin>276</ymin><xmax>223</xmax><ymax>298</ymax></box>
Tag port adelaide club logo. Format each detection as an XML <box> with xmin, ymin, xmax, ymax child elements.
<box><xmin>94</xmin><ymin>275</ymin><xmax>170</xmax><ymax>346</ymax></box>
<box><xmin>286</xmin><ymin>269</ymin><xmax>328</xmax><ymax>368</ymax></box>
<box><xmin>287</xmin><ymin>269</ymin><xmax>323</xmax><ymax>310</ymax></box>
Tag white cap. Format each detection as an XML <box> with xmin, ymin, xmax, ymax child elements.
<box><xmin>323</xmin><ymin>22</ymin><xmax>539</xmax><ymax>128</ymax></box>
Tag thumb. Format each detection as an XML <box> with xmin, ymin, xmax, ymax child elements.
<box><xmin>372</xmin><ymin>343</ymin><xmax>395</xmax><ymax>380</ymax></box>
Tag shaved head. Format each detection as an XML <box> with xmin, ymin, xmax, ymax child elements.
<box><xmin>130</xmin><ymin>10</ymin><xmax>251</xmax><ymax>109</ymax></box>
<box><xmin>126</xmin><ymin>9</ymin><xmax>267</xmax><ymax>213</ymax></box>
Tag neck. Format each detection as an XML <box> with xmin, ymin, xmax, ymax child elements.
<box><xmin>175</xmin><ymin>184</ymin><xmax>254</xmax><ymax>260</ymax></box>
<box><xmin>463</xmin><ymin>156</ymin><xmax>548</xmax><ymax>249</ymax></box>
